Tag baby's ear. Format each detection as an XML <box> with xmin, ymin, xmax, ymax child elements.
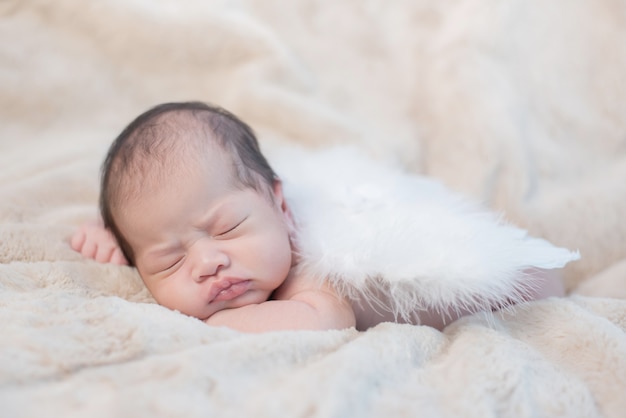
<box><xmin>272</xmin><ymin>179</ymin><xmax>293</xmax><ymax>219</ymax></box>
<box><xmin>272</xmin><ymin>178</ymin><xmax>286</xmax><ymax>209</ymax></box>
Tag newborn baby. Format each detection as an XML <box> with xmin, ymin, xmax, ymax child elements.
<box><xmin>72</xmin><ymin>101</ymin><xmax>565</xmax><ymax>332</ymax></box>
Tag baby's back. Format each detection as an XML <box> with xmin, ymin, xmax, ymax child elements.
<box><xmin>350</xmin><ymin>289</ymin><xmax>452</xmax><ymax>331</ymax></box>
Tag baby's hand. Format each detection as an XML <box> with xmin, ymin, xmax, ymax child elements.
<box><xmin>70</xmin><ymin>220</ymin><xmax>128</xmax><ymax>265</ymax></box>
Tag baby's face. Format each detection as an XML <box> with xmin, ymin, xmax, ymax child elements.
<box><xmin>117</xmin><ymin>153</ymin><xmax>293</xmax><ymax>320</ymax></box>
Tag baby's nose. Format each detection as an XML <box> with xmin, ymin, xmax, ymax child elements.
<box><xmin>190</xmin><ymin>242</ymin><xmax>230</xmax><ymax>282</ymax></box>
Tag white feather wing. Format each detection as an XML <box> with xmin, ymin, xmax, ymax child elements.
<box><xmin>271</xmin><ymin>146</ymin><xmax>579</xmax><ymax>319</ymax></box>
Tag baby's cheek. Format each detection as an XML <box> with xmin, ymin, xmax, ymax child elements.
<box><xmin>147</xmin><ymin>277</ymin><xmax>185</xmax><ymax>310</ymax></box>
<box><xmin>258</xmin><ymin>234</ymin><xmax>292</xmax><ymax>278</ymax></box>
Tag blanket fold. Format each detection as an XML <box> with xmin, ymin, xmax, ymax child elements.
<box><xmin>2</xmin><ymin>1</ymin><xmax>626</xmax><ymax>417</ymax></box>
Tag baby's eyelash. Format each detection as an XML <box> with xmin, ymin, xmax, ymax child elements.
<box><xmin>217</xmin><ymin>217</ymin><xmax>247</xmax><ymax>236</ymax></box>
<box><xmin>163</xmin><ymin>258</ymin><xmax>183</xmax><ymax>272</ymax></box>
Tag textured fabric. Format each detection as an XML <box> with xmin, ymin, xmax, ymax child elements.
<box><xmin>1</xmin><ymin>1</ymin><xmax>626</xmax><ymax>417</ymax></box>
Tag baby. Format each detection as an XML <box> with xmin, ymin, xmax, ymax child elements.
<box><xmin>71</xmin><ymin>101</ymin><xmax>564</xmax><ymax>332</ymax></box>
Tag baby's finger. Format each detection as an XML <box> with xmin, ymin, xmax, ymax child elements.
<box><xmin>70</xmin><ymin>229</ymin><xmax>86</xmax><ymax>252</ymax></box>
<box><xmin>80</xmin><ymin>239</ymin><xmax>98</xmax><ymax>259</ymax></box>
<box><xmin>110</xmin><ymin>249</ymin><xmax>129</xmax><ymax>266</ymax></box>
<box><xmin>95</xmin><ymin>244</ymin><xmax>115</xmax><ymax>264</ymax></box>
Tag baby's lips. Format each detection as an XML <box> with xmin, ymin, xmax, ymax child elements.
<box><xmin>208</xmin><ymin>278</ymin><xmax>251</xmax><ymax>303</ymax></box>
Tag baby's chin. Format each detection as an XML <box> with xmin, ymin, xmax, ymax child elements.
<box><xmin>223</xmin><ymin>288</ymin><xmax>273</xmax><ymax>309</ymax></box>
<box><xmin>181</xmin><ymin>288</ymin><xmax>274</xmax><ymax>321</ymax></box>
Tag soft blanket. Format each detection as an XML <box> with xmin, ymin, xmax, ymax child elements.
<box><xmin>1</xmin><ymin>1</ymin><xmax>626</xmax><ymax>417</ymax></box>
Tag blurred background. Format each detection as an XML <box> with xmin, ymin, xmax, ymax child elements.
<box><xmin>1</xmin><ymin>0</ymin><xmax>625</xmax><ymax>291</ymax></box>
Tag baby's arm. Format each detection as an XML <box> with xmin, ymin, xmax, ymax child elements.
<box><xmin>70</xmin><ymin>220</ymin><xmax>128</xmax><ymax>265</ymax></box>
<box><xmin>206</xmin><ymin>284</ymin><xmax>356</xmax><ymax>332</ymax></box>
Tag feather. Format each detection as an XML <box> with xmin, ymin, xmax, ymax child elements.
<box><xmin>270</xmin><ymin>146</ymin><xmax>580</xmax><ymax>320</ymax></box>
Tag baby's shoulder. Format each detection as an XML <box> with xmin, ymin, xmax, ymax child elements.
<box><xmin>271</xmin><ymin>268</ymin><xmax>346</xmax><ymax>306</ymax></box>
<box><xmin>271</xmin><ymin>269</ymin><xmax>322</xmax><ymax>299</ymax></box>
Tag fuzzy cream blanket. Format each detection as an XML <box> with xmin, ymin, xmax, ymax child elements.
<box><xmin>2</xmin><ymin>1</ymin><xmax>626</xmax><ymax>417</ymax></box>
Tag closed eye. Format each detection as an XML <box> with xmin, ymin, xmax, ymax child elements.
<box><xmin>216</xmin><ymin>217</ymin><xmax>247</xmax><ymax>237</ymax></box>
<box><xmin>161</xmin><ymin>257</ymin><xmax>183</xmax><ymax>272</ymax></box>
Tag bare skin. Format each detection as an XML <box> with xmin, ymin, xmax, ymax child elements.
<box><xmin>71</xmin><ymin>113</ymin><xmax>563</xmax><ymax>332</ymax></box>
<box><xmin>73</xmin><ymin>138</ymin><xmax>358</xmax><ymax>332</ymax></box>
<box><xmin>71</xmin><ymin>191</ymin><xmax>564</xmax><ymax>333</ymax></box>
<box><xmin>71</xmin><ymin>219</ymin><xmax>128</xmax><ymax>266</ymax></box>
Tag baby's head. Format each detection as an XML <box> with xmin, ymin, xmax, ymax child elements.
<box><xmin>100</xmin><ymin>101</ymin><xmax>294</xmax><ymax>319</ymax></box>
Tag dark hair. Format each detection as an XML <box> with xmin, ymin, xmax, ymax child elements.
<box><xmin>100</xmin><ymin>101</ymin><xmax>277</xmax><ymax>265</ymax></box>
